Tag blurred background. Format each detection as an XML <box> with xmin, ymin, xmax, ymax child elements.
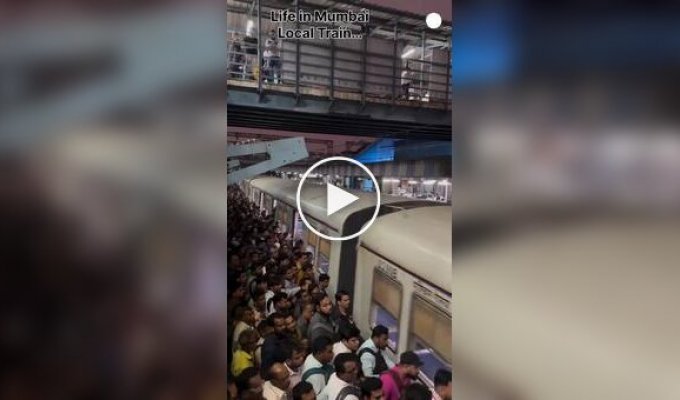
<box><xmin>1</xmin><ymin>0</ymin><xmax>680</xmax><ymax>399</ymax></box>
<box><xmin>0</xmin><ymin>1</ymin><xmax>227</xmax><ymax>399</ymax></box>
<box><xmin>452</xmin><ymin>1</ymin><xmax>680</xmax><ymax>400</ymax></box>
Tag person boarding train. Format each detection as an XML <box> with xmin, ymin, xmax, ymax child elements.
<box><xmin>358</xmin><ymin>325</ymin><xmax>394</xmax><ymax>378</ymax></box>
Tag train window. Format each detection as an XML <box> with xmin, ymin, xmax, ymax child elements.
<box><xmin>293</xmin><ymin>213</ymin><xmax>304</xmax><ymax>241</ymax></box>
<box><xmin>413</xmin><ymin>340</ymin><xmax>449</xmax><ymax>387</ymax></box>
<box><xmin>318</xmin><ymin>238</ymin><xmax>331</xmax><ymax>273</ymax></box>
<box><xmin>409</xmin><ymin>295</ymin><xmax>452</xmax><ymax>383</ymax></box>
<box><xmin>277</xmin><ymin>205</ymin><xmax>292</xmax><ymax>233</ymax></box>
<box><xmin>371</xmin><ymin>270</ymin><xmax>402</xmax><ymax>350</ymax></box>
<box><xmin>373</xmin><ymin>306</ymin><xmax>399</xmax><ymax>350</ymax></box>
<box><xmin>306</xmin><ymin>229</ymin><xmax>319</xmax><ymax>260</ymax></box>
<box><xmin>306</xmin><ymin>229</ymin><xmax>318</xmax><ymax>249</ymax></box>
<box><xmin>264</xmin><ymin>195</ymin><xmax>273</xmax><ymax>216</ymax></box>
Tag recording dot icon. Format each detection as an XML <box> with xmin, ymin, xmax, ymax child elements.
<box><xmin>426</xmin><ymin>12</ymin><xmax>442</xmax><ymax>29</ymax></box>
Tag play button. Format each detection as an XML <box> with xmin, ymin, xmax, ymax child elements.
<box><xmin>326</xmin><ymin>183</ymin><xmax>359</xmax><ymax>216</ymax></box>
<box><xmin>296</xmin><ymin>156</ymin><xmax>381</xmax><ymax>241</ymax></box>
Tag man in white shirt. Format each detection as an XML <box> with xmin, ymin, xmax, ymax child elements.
<box><xmin>332</xmin><ymin>325</ymin><xmax>362</xmax><ymax>361</ymax></box>
<box><xmin>285</xmin><ymin>343</ymin><xmax>308</xmax><ymax>392</ymax></box>
<box><xmin>283</xmin><ymin>265</ymin><xmax>302</xmax><ymax>297</ymax></box>
<box><xmin>263</xmin><ymin>363</ymin><xmax>291</xmax><ymax>400</ymax></box>
<box><xmin>263</xmin><ymin>29</ymin><xmax>281</xmax><ymax>83</ymax></box>
<box><xmin>233</xmin><ymin>306</ymin><xmax>257</xmax><ymax>350</ymax></box>
<box><xmin>318</xmin><ymin>353</ymin><xmax>361</xmax><ymax>400</ymax></box>
<box><xmin>301</xmin><ymin>336</ymin><xmax>335</xmax><ymax>395</ymax></box>
<box><xmin>400</xmin><ymin>66</ymin><xmax>414</xmax><ymax>99</ymax></box>
<box><xmin>265</xmin><ymin>276</ymin><xmax>284</xmax><ymax>317</ymax></box>
<box><xmin>358</xmin><ymin>326</ymin><xmax>395</xmax><ymax>378</ymax></box>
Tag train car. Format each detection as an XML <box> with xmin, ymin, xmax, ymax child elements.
<box><xmin>247</xmin><ymin>177</ymin><xmax>434</xmax><ymax>300</ymax></box>
<box><xmin>354</xmin><ymin>206</ymin><xmax>452</xmax><ymax>388</ymax></box>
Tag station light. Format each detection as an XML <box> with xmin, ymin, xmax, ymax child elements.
<box><xmin>425</xmin><ymin>13</ymin><xmax>442</xmax><ymax>29</ymax></box>
<box><xmin>408</xmin><ymin>180</ymin><xmax>418</xmax><ymax>184</ymax></box>
<box><xmin>423</xmin><ymin>180</ymin><xmax>437</xmax><ymax>185</ymax></box>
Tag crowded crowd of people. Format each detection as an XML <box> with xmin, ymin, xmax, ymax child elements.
<box><xmin>227</xmin><ymin>185</ymin><xmax>452</xmax><ymax>400</ymax></box>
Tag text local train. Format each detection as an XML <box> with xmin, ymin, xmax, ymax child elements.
<box><xmin>243</xmin><ymin>178</ymin><xmax>452</xmax><ymax>387</ymax></box>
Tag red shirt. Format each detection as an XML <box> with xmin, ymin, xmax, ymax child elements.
<box><xmin>380</xmin><ymin>366</ymin><xmax>412</xmax><ymax>400</ymax></box>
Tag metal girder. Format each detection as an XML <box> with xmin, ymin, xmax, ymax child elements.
<box><xmin>227</xmin><ymin>137</ymin><xmax>309</xmax><ymax>184</ymax></box>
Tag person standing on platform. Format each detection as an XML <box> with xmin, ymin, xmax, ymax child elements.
<box><xmin>233</xmin><ymin>329</ymin><xmax>260</xmax><ymax>377</ymax></box>
<box><xmin>432</xmin><ymin>369</ymin><xmax>452</xmax><ymax>400</ymax></box>
<box><xmin>262</xmin><ymin>29</ymin><xmax>281</xmax><ymax>84</ymax></box>
<box><xmin>359</xmin><ymin>378</ymin><xmax>383</xmax><ymax>400</ymax></box>
<box><xmin>236</xmin><ymin>367</ymin><xmax>265</xmax><ymax>398</ymax></box>
<box><xmin>270</xmin><ymin>292</ymin><xmax>291</xmax><ymax>316</ymax></box>
<box><xmin>331</xmin><ymin>290</ymin><xmax>357</xmax><ymax>334</ymax></box>
<box><xmin>400</xmin><ymin>66</ymin><xmax>414</xmax><ymax>99</ymax></box>
<box><xmin>263</xmin><ymin>363</ymin><xmax>291</xmax><ymax>400</ymax></box>
<box><xmin>284</xmin><ymin>343</ymin><xmax>308</xmax><ymax>391</ymax></box>
<box><xmin>308</xmin><ymin>294</ymin><xmax>336</xmax><ymax>343</ymax></box>
<box><xmin>265</xmin><ymin>276</ymin><xmax>284</xmax><ymax>317</ymax></box>
<box><xmin>400</xmin><ymin>384</ymin><xmax>431</xmax><ymax>400</ymax></box>
<box><xmin>333</xmin><ymin>325</ymin><xmax>362</xmax><ymax>361</ymax></box>
<box><xmin>292</xmin><ymin>382</ymin><xmax>317</xmax><ymax>400</ymax></box>
<box><xmin>261</xmin><ymin>313</ymin><xmax>294</xmax><ymax>376</ymax></box>
<box><xmin>301</xmin><ymin>336</ymin><xmax>335</xmax><ymax>395</ymax></box>
<box><xmin>233</xmin><ymin>305</ymin><xmax>257</xmax><ymax>350</ymax></box>
<box><xmin>379</xmin><ymin>352</ymin><xmax>423</xmax><ymax>400</ymax></box>
<box><xmin>318</xmin><ymin>274</ymin><xmax>330</xmax><ymax>297</ymax></box>
<box><xmin>358</xmin><ymin>326</ymin><xmax>394</xmax><ymax>378</ymax></box>
<box><xmin>318</xmin><ymin>353</ymin><xmax>361</xmax><ymax>400</ymax></box>
<box><xmin>297</xmin><ymin>301</ymin><xmax>315</xmax><ymax>340</ymax></box>
<box><xmin>284</xmin><ymin>312</ymin><xmax>303</xmax><ymax>342</ymax></box>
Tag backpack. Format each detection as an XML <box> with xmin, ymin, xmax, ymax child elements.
<box><xmin>301</xmin><ymin>364</ymin><xmax>334</xmax><ymax>383</ymax></box>
<box><xmin>336</xmin><ymin>385</ymin><xmax>361</xmax><ymax>400</ymax></box>
<box><xmin>358</xmin><ymin>347</ymin><xmax>388</xmax><ymax>375</ymax></box>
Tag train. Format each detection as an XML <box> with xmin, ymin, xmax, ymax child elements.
<box><xmin>242</xmin><ymin>177</ymin><xmax>452</xmax><ymax>388</ymax></box>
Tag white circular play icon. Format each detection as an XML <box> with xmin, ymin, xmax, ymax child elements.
<box><xmin>296</xmin><ymin>156</ymin><xmax>380</xmax><ymax>241</ymax></box>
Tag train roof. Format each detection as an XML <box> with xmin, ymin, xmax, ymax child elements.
<box><xmin>358</xmin><ymin>206</ymin><xmax>452</xmax><ymax>294</ymax></box>
<box><xmin>250</xmin><ymin>177</ymin><xmax>434</xmax><ymax>233</ymax></box>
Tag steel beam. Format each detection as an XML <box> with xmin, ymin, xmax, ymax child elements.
<box><xmin>227</xmin><ymin>137</ymin><xmax>309</xmax><ymax>184</ymax></box>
